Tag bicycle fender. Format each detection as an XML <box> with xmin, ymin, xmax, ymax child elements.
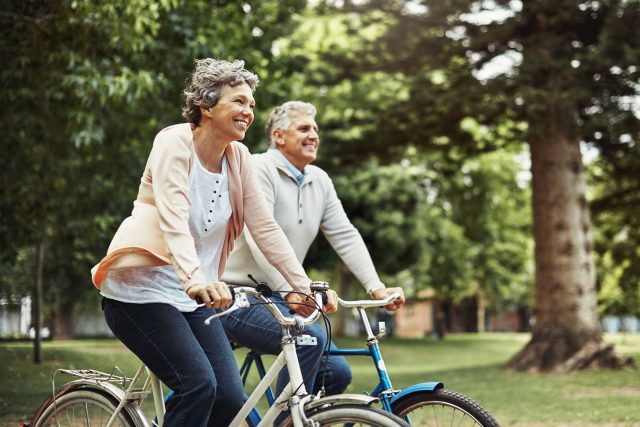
<box><xmin>304</xmin><ymin>393</ymin><xmax>379</xmax><ymax>411</ymax></box>
<box><xmin>389</xmin><ymin>382</ymin><xmax>444</xmax><ymax>405</ymax></box>
<box><xmin>29</xmin><ymin>379</ymin><xmax>147</xmax><ymax>426</ymax></box>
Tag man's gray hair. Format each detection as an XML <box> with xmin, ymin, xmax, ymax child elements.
<box><xmin>182</xmin><ymin>58</ymin><xmax>259</xmax><ymax>125</ymax></box>
<box><xmin>265</xmin><ymin>101</ymin><xmax>317</xmax><ymax>147</ymax></box>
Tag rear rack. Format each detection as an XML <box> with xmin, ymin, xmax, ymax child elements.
<box><xmin>55</xmin><ymin>367</ymin><xmax>152</xmax><ymax>402</ymax></box>
<box><xmin>58</xmin><ymin>368</ymin><xmax>132</xmax><ymax>383</ymax></box>
<box><xmin>56</xmin><ymin>367</ymin><xmax>132</xmax><ymax>390</ymax></box>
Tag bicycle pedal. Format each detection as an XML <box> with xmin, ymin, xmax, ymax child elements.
<box><xmin>296</xmin><ymin>335</ymin><xmax>317</xmax><ymax>346</ymax></box>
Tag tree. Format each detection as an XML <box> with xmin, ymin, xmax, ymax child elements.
<box><xmin>275</xmin><ymin>8</ymin><xmax>532</xmax><ymax>321</ymax></box>
<box><xmin>590</xmin><ymin>157</ymin><xmax>640</xmax><ymax>319</ymax></box>
<box><xmin>1</xmin><ymin>0</ymin><xmax>175</xmax><ymax>350</ymax></box>
<box><xmin>307</xmin><ymin>0</ymin><xmax>638</xmax><ymax>370</ymax></box>
<box><xmin>0</xmin><ymin>0</ymin><xmax>309</xmax><ymax>343</ymax></box>
<box><xmin>441</xmin><ymin>148</ymin><xmax>533</xmax><ymax>331</ymax></box>
<box><xmin>498</xmin><ymin>0</ymin><xmax>637</xmax><ymax>371</ymax></box>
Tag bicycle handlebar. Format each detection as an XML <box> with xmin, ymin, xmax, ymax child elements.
<box><xmin>337</xmin><ymin>292</ymin><xmax>401</xmax><ymax>309</ymax></box>
<box><xmin>203</xmin><ymin>285</ymin><xmax>327</xmax><ymax>329</ymax></box>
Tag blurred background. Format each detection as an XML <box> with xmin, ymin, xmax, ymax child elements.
<box><xmin>0</xmin><ymin>0</ymin><xmax>638</xmax><ymax>367</ymax></box>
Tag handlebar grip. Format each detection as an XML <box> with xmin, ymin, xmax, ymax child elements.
<box><xmin>195</xmin><ymin>286</ymin><xmax>236</xmax><ymax>305</ymax></box>
<box><xmin>288</xmin><ymin>290</ymin><xmax>328</xmax><ymax>315</ymax></box>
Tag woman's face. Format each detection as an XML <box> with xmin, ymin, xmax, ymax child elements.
<box><xmin>203</xmin><ymin>83</ymin><xmax>255</xmax><ymax>141</ymax></box>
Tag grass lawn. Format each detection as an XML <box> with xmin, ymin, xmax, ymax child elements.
<box><xmin>1</xmin><ymin>333</ymin><xmax>639</xmax><ymax>426</ymax></box>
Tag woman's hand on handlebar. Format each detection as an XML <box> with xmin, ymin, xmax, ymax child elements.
<box><xmin>285</xmin><ymin>289</ymin><xmax>338</xmax><ymax>316</ymax></box>
<box><xmin>187</xmin><ymin>281</ymin><xmax>233</xmax><ymax>309</ymax></box>
<box><xmin>371</xmin><ymin>287</ymin><xmax>405</xmax><ymax>311</ymax></box>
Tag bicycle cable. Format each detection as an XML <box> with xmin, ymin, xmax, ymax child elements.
<box><xmin>280</xmin><ymin>292</ymin><xmax>333</xmax><ymax>400</ymax></box>
<box><xmin>259</xmin><ymin>289</ymin><xmax>333</xmax><ymax>407</ymax></box>
<box><xmin>241</xmin><ymin>277</ymin><xmax>335</xmax><ymax>406</ymax></box>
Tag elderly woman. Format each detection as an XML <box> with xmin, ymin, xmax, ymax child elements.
<box><xmin>91</xmin><ymin>58</ymin><xmax>335</xmax><ymax>427</ymax></box>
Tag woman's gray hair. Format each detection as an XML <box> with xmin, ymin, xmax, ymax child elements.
<box><xmin>265</xmin><ymin>101</ymin><xmax>317</xmax><ymax>147</ymax></box>
<box><xmin>182</xmin><ymin>58</ymin><xmax>259</xmax><ymax>125</ymax></box>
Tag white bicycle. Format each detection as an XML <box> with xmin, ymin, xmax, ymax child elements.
<box><xmin>26</xmin><ymin>282</ymin><xmax>408</xmax><ymax>427</ymax></box>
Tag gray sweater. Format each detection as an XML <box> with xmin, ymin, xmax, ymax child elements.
<box><xmin>222</xmin><ymin>149</ymin><xmax>385</xmax><ymax>293</ymax></box>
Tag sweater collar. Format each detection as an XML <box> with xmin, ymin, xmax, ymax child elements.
<box><xmin>269</xmin><ymin>148</ymin><xmax>308</xmax><ymax>186</ymax></box>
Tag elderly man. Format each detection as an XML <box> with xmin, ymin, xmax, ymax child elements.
<box><xmin>221</xmin><ymin>100</ymin><xmax>405</xmax><ymax>401</ymax></box>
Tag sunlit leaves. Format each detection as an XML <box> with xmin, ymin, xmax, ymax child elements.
<box><xmin>0</xmin><ymin>0</ymin><xmax>309</xmax><ymax>314</ymax></box>
<box><xmin>323</xmin><ymin>147</ymin><xmax>532</xmax><ymax>310</ymax></box>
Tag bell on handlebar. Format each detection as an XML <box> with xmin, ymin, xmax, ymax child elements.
<box><xmin>310</xmin><ymin>281</ymin><xmax>329</xmax><ymax>292</ymax></box>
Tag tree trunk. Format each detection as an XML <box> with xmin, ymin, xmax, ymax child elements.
<box><xmin>33</xmin><ymin>239</ymin><xmax>44</xmax><ymax>364</ymax></box>
<box><xmin>433</xmin><ymin>299</ymin><xmax>446</xmax><ymax>340</ymax></box>
<box><xmin>333</xmin><ymin>263</ymin><xmax>356</xmax><ymax>337</ymax></box>
<box><xmin>508</xmin><ymin>114</ymin><xmax>635</xmax><ymax>372</ymax></box>
<box><xmin>52</xmin><ymin>298</ymin><xmax>76</xmax><ymax>340</ymax></box>
<box><xmin>476</xmin><ymin>290</ymin><xmax>486</xmax><ymax>333</ymax></box>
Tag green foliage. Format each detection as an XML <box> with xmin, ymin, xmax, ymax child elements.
<box><xmin>279</xmin><ymin>6</ymin><xmax>534</xmax><ymax>309</ymax></box>
<box><xmin>0</xmin><ymin>0</ymin><xmax>184</xmax><ymax>309</ymax></box>
<box><xmin>332</xmin><ymin>158</ymin><xmax>427</xmax><ymax>274</ymax></box>
<box><xmin>308</xmin><ymin>146</ymin><xmax>533</xmax><ymax>310</ymax></box>
<box><xmin>590</xmin><ymin>158</ymin><xmax>640</xmax><ymax>316</ymax></box>
<box><xmin>0</xmin><ymin>0</ymin><xmax>308</xmax><ymax>321</ymax></box>
<box><xmin>304</xmin><ymin>0</ymin><xmax>640</xmax><ymax>316</ymax></box>
<box><xmin>3</xmin><ymin>0</ymin><xmax>637</xmax><ymax>336</ymax></box>
<box><xmin>443</xmin><ymin>149</ymin><xmax>533</xmax><ymax>310</ymax></box>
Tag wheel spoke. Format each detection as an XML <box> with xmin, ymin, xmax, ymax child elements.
<box><xmin>34</xmin><ymin>390</ymin><xmax>135</xmax><ymax>427</ymax></box>
<box><xmin>84</xmin><ymin>402</ymin><xmax>91</xmax><ymax>425</ymax></box>
<box><xmin>393</xmin><ymin>390</ymin><xmax>499</xmax><ymax>427</ymax></box>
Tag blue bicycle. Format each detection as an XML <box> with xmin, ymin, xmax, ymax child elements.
<box><xmin>237</xmin><ymin>293</ymin><xmax>500</xmax><ymax>427</ymax></box>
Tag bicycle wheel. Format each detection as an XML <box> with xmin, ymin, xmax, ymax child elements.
<box><xmin>32</xmin><ymin>389</ymin><xmax>139</xmax><ymax>427</ymax></box>
<box><xmin>284</xmin><ymin>404</ymin><xmax>408</xmax><ymax>426</ymax></box>
<box><xmin>391</xmin><ymin>389</ymin><xmax>499</xmax><ymax>427</ymax></box>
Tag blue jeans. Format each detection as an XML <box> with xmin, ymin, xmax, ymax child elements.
<box><xmin>103</xmin><ymin>298</ymin><xmax>245</xmax><ymax>427</ymax></box>
<box><xmin>221</xmin><ymin>293</ymin><xmax>352</xmax><ymax>398</ymax></box>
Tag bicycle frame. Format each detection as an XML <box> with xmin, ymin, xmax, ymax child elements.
<box><xmin>232</xmin><ymin>323</ymin><xmax>313</xmax><ymax>427</ymax></box>
<box><xmin>165</xmin><ymin>286</ymin><xmax>381</xmax><ymax>427</ymax></box>
<box><xmin>40</xmin><ymin>290</ymin><xmax>324</xmax><ymax>427</ymax></box>
<box><xmin>239</xmin><ymin>304</ymin><xmax>442</xmax><ymax>418</ymax></box>
<box><xmin>46</xmin><ymin>340</ymin><xmax>319</xmax><ymax>427</ymax></box>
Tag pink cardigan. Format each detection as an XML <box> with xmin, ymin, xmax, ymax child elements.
<box><xmin>91</xmin><ymin>123</ymin><xmax>311</xmax><ymax>294</ymax></box>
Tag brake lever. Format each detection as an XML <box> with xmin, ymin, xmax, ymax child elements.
<box><xmin>204</xmin><ymin>291</ymin><xmax>250</xmax><ymax>325</ymax></box>
<box><xmin>204</xmin><ymin>304</ymin><xmax>240</xmax><ymax>325</ymax></box>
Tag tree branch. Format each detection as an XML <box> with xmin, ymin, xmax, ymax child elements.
<box><xmin>0</xmin><ymin>12</ymin><xmax>57</xmax><ymax>35</ymax></box>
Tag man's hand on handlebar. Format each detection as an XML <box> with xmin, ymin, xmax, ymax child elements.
<box><xmin>324</xmin><ymin>290</ymin><xmax>338</xmax><ymax>314</ymax></box>
<box><xmin>188</xmin><ymin>281</ymin><xmax>233</xmax><ymax>309</ymax></box>
<box><xmin>285</xmin><ymin>289</ymin><xmax>338</xmax><ymax>316</ymax></box>
<box><xmin>371</xmin><ymin>287</ymin><xmax>405</xmax><ymax>311</ymax></box>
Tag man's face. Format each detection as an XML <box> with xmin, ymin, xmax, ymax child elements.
<box><xmin>274</xmin><ymin>112</ymin><xmax>319</xmax><ymax>171</ymax></box>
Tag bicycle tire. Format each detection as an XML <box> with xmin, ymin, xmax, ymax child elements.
<box><xmin>391</xmin><ymin>389</ymin><xmax>499</xmax><ymax>427</ymax></box>
<box><xmin>284</xmin><ymin>404</ymin><xmax>409</xmax><ymax>426</ymax></box>
<box><xmin>31</xmin><ymin>389</ymin><xmax>140</xmax><ymax>427</ymax></box>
